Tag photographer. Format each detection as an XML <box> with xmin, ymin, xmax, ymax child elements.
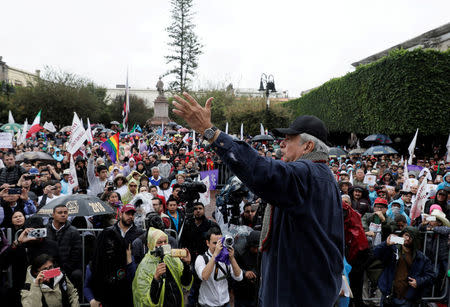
<box><xmin>132</xmin><ymin>227</ymin><xmax>193</xmax><ymax>307</ymax></box>
<box><xmin>373</xmin><ymin>227</ymin><xmax>434</xmax><ymax>306</ymax></box>
<box><xmin>195</xmin><ymin>227</ymin><xmax>243</xmax><ymax>307</ymax></box>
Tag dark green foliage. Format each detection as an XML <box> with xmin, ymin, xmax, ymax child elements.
<box><xmin>110</xmin><ymin>94</ymin><xmax>154</xmax><ymax>127</ymax></box>
<box><xmin>165</xmin><ymin>0</ymin><xmax>203</xmax><ymax>92</ymax></box>
<box><xmin>284</xmin><ymin>49</ymin><xmax>450</xmax><ymax>135</ymax></box>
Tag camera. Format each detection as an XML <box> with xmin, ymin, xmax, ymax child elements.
<box><xmin>28</xmin><ymin>228</ymin><xmax>47</xmax><ymax>239</ymax></box>
<box><xmin>222</xmin><ymin>235</ymin><xmax>234</xmax><ymax>249</ymax></box>
<box><xmin>215</xmin><ymin>176</ymin><xmax>249</xmax><ymax>225</ymax></box>
<box><xmin>178</xmin><ymin>180</ymin><xmax>207</xmax><ymax>203</ymax></box>
<box><xmin>24</xmin><ymin>174</ymin><xmax>36</xmax><ymax>180</ymax></box>
<box><xmin>151</xmin><ymin>244</ymin><xmax>187</xmax><ymax>259</ymax></box>
<box><xmin>8</xmin><ymin>187</ymin><xmax>22</xmax><ymax>195</ymax></box>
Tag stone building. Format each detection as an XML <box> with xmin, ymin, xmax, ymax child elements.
<box><xmin>0</xmin><ymin>56</ymin><xmax>40</xmax><ymax>86</ymax></box>
<box><xmin>352</xmin><ymin>22</ymin><xmax>450</xmax><ymax>67</ymax></box>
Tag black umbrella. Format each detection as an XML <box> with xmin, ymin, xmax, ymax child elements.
<box><xmin>363</xmin><ymin>134</ymin><xmax>393</xmax><ymax>144</ymax></box>
<box><xmin>251</xmin><ymin>134</ymin><xmax>274</xmax><ymax>142</ymax></box>
<box><xmin>35</xmin><ymin>194</ymin><xmax>114</xmax><ymax>216</ymax></box>
<box><xmin>328</xmin><ymin>147</ymin><xmax>348</xmax><ymax>158</ymax></box>
<box><xmin>15</xmin><ymin>152</ymin><xmax>55</xmax><ymax>162</ymax></box>
<box><xmin>166</xmin><ymin>130</ymin><xmax>178</xmax><ymax>135</ymax></box>
<box><xmin>363</xmin><ymin>145</ymin><xmax>398</xmax><ymax>156</ymax></box>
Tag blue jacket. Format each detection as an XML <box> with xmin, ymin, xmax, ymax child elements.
<box><xmin>373</xmin><ymin>242</ymin><xmax>435</xmax><ymax>300</ymax></box>
<box><xmin>212</xmin><ymin>132</ymin><xmax>344</xmax><ymax>307</ymax></box>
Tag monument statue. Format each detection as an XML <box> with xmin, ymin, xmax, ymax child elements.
<box><xmin>156</xmin><ymin>77</ymin><xmax>164</xmax><ymax>96</ymax></box>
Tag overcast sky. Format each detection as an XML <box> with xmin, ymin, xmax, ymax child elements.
<box><xmin>1</xmin><ymin>0</ymin><xmax>449</xmax><ymax>97</ymax></box>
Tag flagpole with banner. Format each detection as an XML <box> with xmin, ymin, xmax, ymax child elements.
<box><xmin>26</xmin><ymin>111</ymin><xmax>42</xmax><ymax>139</ymax></box>
<box><xmin>408</xmin><ymin>128</ymin><xmax>418</xmax><ymax>165</ymax></box>
<box><xmin>8</xmin><ymin>111</ymin><xmax>14</xmax><ymax>124</ymax></box>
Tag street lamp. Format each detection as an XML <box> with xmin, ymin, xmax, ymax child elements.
<box><xmin>258</xmin><ymin>73</ymin><xmax>276</xmax><ymax>109</ymax></box>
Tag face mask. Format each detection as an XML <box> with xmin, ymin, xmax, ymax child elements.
<box><xmin>391</xmin><ymin>207</ymin><xmax>400</xmax><ymax>214</ymax></box>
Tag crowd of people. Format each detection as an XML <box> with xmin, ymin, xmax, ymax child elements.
<box><xmin>0</xmin><ymin>118</ymin><xmax>449</xmax><ymax>307</ymax></box>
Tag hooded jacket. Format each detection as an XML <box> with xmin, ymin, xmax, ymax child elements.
<box><xmin>21</xmin><ymin>266</ymin><xmax>79</xmax><ymax>307</ymax></box>
<box><xmin>373</xmin><ymin>227</ymin><xmax>435</xmax><ymax>301</ymax></box>
<box><xmin>122</xmin><ymin>178</ymin><xmax>139</xmax><ymax>205</ymax></box>
<box><xmin>386</xmin><ymin>200</ymin><xmax>411</xmax><ymax>225</ymax></box>
<box><xmin>436</xmin><ymin>172</ymin><xmax>450</xmax><ymax>191</ymax></box>
<box><xmin>132</xmin><ymin>228</ymin><xmax>192</xmax><ymax>307</ymax></box>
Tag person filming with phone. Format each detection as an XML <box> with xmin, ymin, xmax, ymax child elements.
<box><xmin>21</xmin><ymin>253</ymin><xmax>80</xmax><ymax>307</ymax></box>
<box><xmin>373</xmin><ymin>227</ymin><xmax>435</xmax><ymax>306</ymax></box>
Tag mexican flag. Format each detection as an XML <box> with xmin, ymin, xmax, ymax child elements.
<box><xmin>26</xmin><ymin>111</ymin><xmax>43</xmax><ymax>138</ymax></box>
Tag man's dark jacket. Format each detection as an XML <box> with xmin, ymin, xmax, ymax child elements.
<box><xmin>111</xmin><ymin>221</ymin><xmax>144</xmax><ymax>245</ymax></box>
<box><xmin>211</xmin><ymin>132</ymin><xmax>344</xmax><ymax>307</ymax></box>
<box><xmin>373</xmin><ymin>241</ymin><xmax>435</xmax><ymax>300</ymax></box>
<box><xmin>0</xmin><ymin>165</ymin><xmax>26</xmax><ymax>186</ymax></box>
<box><xmin>46</xmin><ymin>220</ymin><xmax>82</xmax><ymax>274</ymax></box>
<box><xmin>179</xmin><ymin>216</ymin><xmax>219</xmax><ymax>260</ymax></box>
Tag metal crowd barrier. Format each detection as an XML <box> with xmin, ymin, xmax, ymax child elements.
<box><xmin>216</xmin><ymin>163</ymin><xmax>233</xmax><ymax>188</ymax></box>
<box><xmin>362</xmin><ymin>230</ymin><xmax>449</xmax><ymax>304</ymax></box>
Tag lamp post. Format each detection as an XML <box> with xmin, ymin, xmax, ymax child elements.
<box><xmin>258</xmin><ymin>73</ymin><xmax>276</xmax><ymax>109</ymax></box>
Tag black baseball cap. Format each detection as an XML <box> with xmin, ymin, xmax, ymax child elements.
<box><xmin>272</xmin><ymin>115</ymin><xmax>329</xmax><ymax>144</ymax></box>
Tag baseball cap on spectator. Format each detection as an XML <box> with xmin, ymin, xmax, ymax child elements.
<box><xmin>120</xmin><ymin>204</ymin><xmax>136</xmax><ymax>213</ymax></box>
<box><xmin>373</xmin><ymin>197</ymin><xmax>388</xmax><ymax>207</ymax></box>
<box><xmin>29</xmin><ymin>168</ymin><xmax>39</xmax><ymax>174</ymax></box>
<box><xmin>63</xmin><ymin>169</ymin><xmax>70</xmax><ymax>175</ymax></box>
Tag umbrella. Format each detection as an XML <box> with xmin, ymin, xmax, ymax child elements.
<box><xmin>60</xmin><ymin>126</ymin><xmax>72</xmax><ymax>133</ymax></box>
<box><xmin>167</xmin><ymin>121</ymin><xmax>177</xmax><ymax>127</ymax></box>
<box><xmin>407</xmin><ymin>164</ymin><xmax>423</xmax><ymax>172</ymax></box>
<box><xmin>129</xmin><ymin>132</ymin><xmax>142</xmax><ymax>137</ymax></box>
<box><xmin>363</xmin><ymin>145</ymin><xmax>398</xmax><ymax>156</ymax></box>
<box><xmin>166</xmin><ymin>130</ymin><xmax>177</xmax><ymax>135</ymax></box>
<box><xmin>328</xmin><ymin>147</ymin><xmax>348</xmax><ymax>158</ymax></box>
<box><xmin>110</xmin><ymin>121</ymin><xmax>120</xmax><ymax>125</ymax></box>
<box><xmin>35</xmin><ymin>194</ymin><xmax>114</xmax><ymax>216</ymax></box>
<box><xmin>364</xmin><ymin>134</ymin><xmax>393</xmax><ymax>144</ymax></box>
<box><xmin>0</xmin><ymin>123</ymin><xmax>23</xmax><ymax>133</ymax></box>
<box><xmin>349</xmin><ymin>148</ymin><xmax>366</xmax><ymax>155</ymax></box>
<box><xmin>251</xmin><ymin>134</ymin><xmax>274</xmax><ymax>142</ymax></box>
<box><xmin>15</xmin><ymin>152</ymin><xmax>55</xmax><ymax>162</ymax></box>
<box><xmin>178</xmin><ymin>127</ymin><xmax>189</xmax><ymax>133</ymax></box>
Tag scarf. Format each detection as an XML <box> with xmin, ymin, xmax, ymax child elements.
<box><xmin>259</xmin><ymin>151</ymin><xmax>329</xmax><ymax>251</ymax></box>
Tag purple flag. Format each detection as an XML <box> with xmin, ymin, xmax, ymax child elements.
<box><xmin>200</xmin><ymin>169</ymin><xmax>219</xmax><ymax>190</ymax></box>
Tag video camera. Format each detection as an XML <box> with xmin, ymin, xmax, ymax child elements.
<box><xmin>215</xmin><ymin>176</ymin><xmax>249</xmax><ymax>225</ymax></box>
<box><xmin>151</xmin><ymin>244</ymin><xmax>187</xmax><ymax>260</ymax></box>
<box><xmin>178</xmin><ymin>179</ymin><xmax>207</xmax><ymax>219</ymax></box>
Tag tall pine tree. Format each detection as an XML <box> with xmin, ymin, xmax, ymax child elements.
<box><xmin>165</xmin><ymin>0</ymin><xmax>203</xmax><ymax>92</ymax></box>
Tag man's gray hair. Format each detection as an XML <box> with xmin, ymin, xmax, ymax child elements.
<box><xmin>299</xmin><ymin>133</ymin><xmax>329</xmax><ymax>154</ymax></box>
<box><xmin>151</xmin><ymin>166</ymin><xmax>159</xmax><ymax>172</ymax></box>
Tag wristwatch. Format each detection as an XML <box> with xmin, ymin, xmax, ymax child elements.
<box><xmin>203</xmin><ymin>126</ymin><xmax>218</xmax><ymax>141</ymax></box>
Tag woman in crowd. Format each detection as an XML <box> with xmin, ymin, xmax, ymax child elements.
<box><xmin>21</xmin><ymin>254</ymin><xmax>79</xmax><ymax>307</ymax></box>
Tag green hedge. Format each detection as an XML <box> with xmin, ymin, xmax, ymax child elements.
<box><xmin>284</xmin><ymin>49</ymin><xmax>450</xmax><ymax>135</ymax></box>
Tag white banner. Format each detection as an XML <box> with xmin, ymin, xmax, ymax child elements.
<box><xmin>0</xmin><ymin>132</ymin><xmax>13</xmax><ymax>148</ymax></box>
<box><xmin>408</xmin><ymin>128</ymin><xmax>418</xmax><ymax>165</ymax></box>
<box><xmin>410</xmin><ymin>177</ymin><xmax>427</xmax><ymax>220</ymax></box>
<box><xmin>199</xmin><ymin>175</ymin><xmax>211</xmax><ymax>206</ymax></box>
<box><xmin>402</xmin><ymin>160</ymin><xmax>410</xmax><ymax>191</ymax></box>
<box><xmin>68</xmin><ymin>155</ymin><xmax>78</xmax><ymax>193</ymax></box>
<box><xmin>67</xmin><ymin>113</ymin><xmax>87</xmax><ymax>154</ymax></box>
<box><xmin>86</xmin><ymin>118</ymin><xmax>94</xmax><ymax>144</ymax></box>
<box><xmin>43</xmin><ymin>121</ymin><xmax>56</xmax><ymax>133</ymax></box>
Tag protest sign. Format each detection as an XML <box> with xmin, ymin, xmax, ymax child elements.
<box><xmin>363</xmin><ymin>174</ymin><xmax>376</xmax><ymax>185</ymax></box>
<box><xmin>0</xmin><ymin>133</ymin><xmax>13</xmax><ymax>148</ymax></box>
<box><xmin>200</xmin><ymin>169</ymin><xmax>219</xmax><ymax>190</ymax></box>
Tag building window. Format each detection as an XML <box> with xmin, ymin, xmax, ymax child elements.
<box><xmin>14</xmin><ymin>80</ymin><xmax>23</xmax><ymax>86</ymax></box>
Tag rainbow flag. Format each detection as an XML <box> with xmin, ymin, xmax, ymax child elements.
<box><xmin>101</xmin><ymin>133</ymin><xmax>119</xmax><ymax>163</ymax></box>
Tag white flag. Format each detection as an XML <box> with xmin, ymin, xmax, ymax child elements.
<box><xmin>225</xmin><ymin>122</ymin><xmax>229</xmax><ymax>134</ymax></box>
<box><xmin>8</xmin><ymin>110</ymin><xmax>14</xmax><ymax>124</ymax></box>
<box><xmin>67</xmin><ymin>113</ymin><xmax>87</xmax><ymax>154</ymax></box>
<box><xmin>182</xmin><ymin>133</ymin><xmax>189</xmax><ymax>144</ymax></box>
<box><xmin>260</xmin><ymin>123</ymin><xmax>264</xmax><ymax>135</ymax></box>
<box><xmin>16</xmin><ymin>130</ymin><xmax>22</xmax><ymax>144</ymax></box>
<box><xmin>349</xmin><ymin>170</ymin><xmax>354</xmax><ymax>185</ymax></box>
<box><xmin>402</xmin><ymin>160</ymin><xmax>410</xmax><ymax>192</ymax></box>
<box><xmin>43</xmin><ymin>121</ymin><xmax>56</xmax><ymax>133</ymax></box>
<box><xmin>408</xmin><ymin>129</ymin><xmax>418</xmax><ymax>165</ymax></box>
<box><xmin>86</xmin><ymin>118</ymin><xmax>94</xmax><ymax>144</ymax></box>
<box><xmin>409</xmin><ymin>177</ymin><xmax>427</xmax><ymax>220</ymax></box>
<box><xmin>18</xmin><ymin>119</ymin><xmax>28</xmax><ymax>145</ymax></box>
<box><xmin>446</xmin><ymin>134</ymin><xmax>450</xmax><ymax>162</ymax></box>
<box><xmin>68</xmin><ymin>155</ymin><xmax>78</xmax><ymax>193</ymax></box>
<box><xmin>199</xmin><ymin>175</ymin><xmax>211</xmax><ymax>206</ymax></box>
<box><xmin>192</xmin><ymin>130</ymin><xmax>196</xmax><ymax>151</ymax></box>
<box><xmin>240</xmin><ymin>123</ymin><xmax>243</xmax><ymax>141</ymax></box>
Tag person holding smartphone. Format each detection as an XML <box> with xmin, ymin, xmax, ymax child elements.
<box><xmin>373</xmin><ymin>227</ymin><xmax>435</xmax><ymax>306</ymax></box>
<box><xmin>21</xmin><ymin>253</ymin><xmax>80</xmax><ymax>307</ymax></box>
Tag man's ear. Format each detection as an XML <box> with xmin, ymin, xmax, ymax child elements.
<box><xmin>306</xmin><ymin>140</ymin><xmax>315</xmax><ymax>153</ymax></box>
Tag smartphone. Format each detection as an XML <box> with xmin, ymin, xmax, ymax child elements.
<box><xmin>28</xmin><ymin>228</ymin><xmax>47</xmax><ymax>239</ymax></box>
<box><xmin>43</xmin><ymin>267</ymin><xmax>61</xmax><ymax>279</ymax></box>
<box><xmin>8</xmin><ymin>187</ymin><xmax>22</xmax><ymax>194</ymax></box>
<box><xmin>24</xmin><ymin>174</ymin><xmax>36</xmax><ymax>180</ymax></box>
<box><xmin>390</xmin><ymin>236</ymin><xmax>405</xmax><ymax>245</ymax></box>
